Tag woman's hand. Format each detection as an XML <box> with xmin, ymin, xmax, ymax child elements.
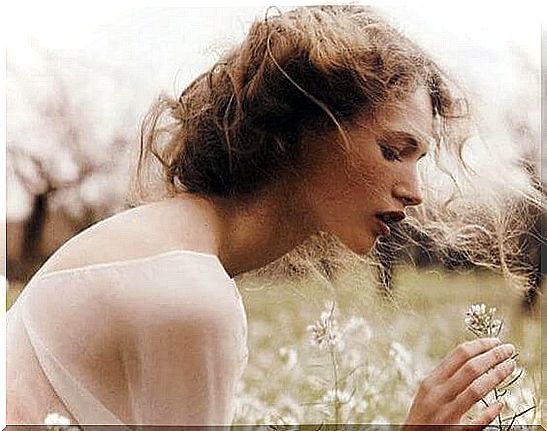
<box><xmin>402</xmin><ymin>337</ymin><xmax>516</xmax><ymax>430</ymax></box>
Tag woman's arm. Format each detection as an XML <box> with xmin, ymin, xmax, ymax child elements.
<box><xmin>117</xmin><ymin>298</ymin><xmax>245</xmax><ymax>425</ymax></box>
<box><xmin>112</xmin><ymin>258</ymin><xmax>247</xmax><ymax>426</ymax></box>
<box><xmin>20</xmin><ymin>252</ymin><xmax>247</xmax><ymax>426</ymax></box>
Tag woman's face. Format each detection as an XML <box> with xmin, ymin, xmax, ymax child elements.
<box><xmin>296</xmin><ymin>86</ymin><xmax>434</xmax><ymax>254</ymax></box>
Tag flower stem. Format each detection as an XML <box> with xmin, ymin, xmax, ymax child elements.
<box><xmin>494</xmin><ymin>387</ymin><xmax>502</xmax><ymax>430</ymax></box>
<box><xmin>329</xmin><ymin>346</ymin><xmax>341</xmax><ymax>424</ymax></box>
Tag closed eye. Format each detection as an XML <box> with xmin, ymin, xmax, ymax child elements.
<box><xmin>380</xmin><ymin>145</ymin><xmax>402</xmax><ymax>162</ymax></box>
<box><xmin>377</xmin><ymin>130</ymin><xmax>430</xmax><ymax>162</ymax></box>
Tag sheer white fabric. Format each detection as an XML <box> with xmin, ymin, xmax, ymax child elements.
<box><xmin>7</xmin><ymin>250</ymin><xmax>249</xmax><ymax>426</ymax></box>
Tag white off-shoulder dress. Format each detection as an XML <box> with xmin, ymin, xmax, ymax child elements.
<box><xmin>7</xmin><ymin>250</ymin><xmax>249</xmax><ymax>426</ymax></box>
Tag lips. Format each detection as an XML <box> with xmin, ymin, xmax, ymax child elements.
<box><xmin>375</xmin><ymin>216</ymin><xmax>391</xmax><ymax>236</ymax></box>
<box><xmin>376</xmin><ymin>211</ymin><xmax>406</xmax><ymax>224</ymax></box>
<box><xmin>374</xmin><ymin>210</ymin><xmax>406</xmax><ymax>236</ymax></box>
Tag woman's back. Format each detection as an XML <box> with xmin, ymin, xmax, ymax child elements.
<box><xmin>30</xmin><ymin>197</ymin><xmax>222</xmax><ymax>279</ymax></box>
<box><xmin>7</xmin><ymin>199</ymin><xmax>249</xmax><ymax>425</ymax></box>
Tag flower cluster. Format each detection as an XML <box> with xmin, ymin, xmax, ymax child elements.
<box><xmin>44</xmin><ymin>413</ymin><xmax>81</xmax><ymax>431</ymax></box>
<box><xmin>319</xmin><ymin>388</ymin><xmax>355</xmax><ymax>417</ymax></box>
<box><xmin>44</xmin><ymin>413</ymin><xmax>71</xmax><ymax>427</ymax></box>
<box><xmin>464</xmin><ymin>303</ymin><xmax>503</xmax><ymax>337</ymax></box>
<box><xmin>306</xmin><ymin>300</ymin><xmax>341</xmax><ymax>350</ymax></box>
<box><xmin>463</xmin><ymin>303</ymin><xmax>536</xmax><ymax>429</ymax></box>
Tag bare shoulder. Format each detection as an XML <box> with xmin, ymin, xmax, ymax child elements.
<box><xmin>34</xmin><ymin>198</ymin><xmax>216</xmax><ymax>279</ymax></box>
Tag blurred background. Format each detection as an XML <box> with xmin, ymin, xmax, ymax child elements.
<box><xmin>4</xmin><ymin>3</ymin><xmax>544</xmax><ymax>426</ymax></box>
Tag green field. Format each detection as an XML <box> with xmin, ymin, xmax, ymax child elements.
<box><xmin>233</xmin><ymin>266</ymin><xmax>542</xmax><ymax>426</ymax></box>
<box><xmin>7</xmin><ymin>267</ymin><xmax>543</xmax><ymax>426</ymax></box>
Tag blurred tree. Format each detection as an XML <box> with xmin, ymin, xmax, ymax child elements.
<box><xmin>7</xmin><ymin>42</ymin><xmax>133</xmax><ymax>282</ymax></box>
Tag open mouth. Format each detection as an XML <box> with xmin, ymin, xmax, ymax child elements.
<box><xmin>375</xmin><ymin>211</ymin><xmax>406</xmax><ymax>236</ymax></box>
<box><xmin>376</xmin><ymin>211</ymin><xmax>406</xmax><ymax>224</ymax></box>
<box><xmin>375</xmin><ymin>216</ymin><xmax>390</xmax><ymax>236</ymax></box>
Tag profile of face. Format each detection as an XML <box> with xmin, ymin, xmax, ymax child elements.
<box><xmin>297</xmin><ymin>86</ymin><xmax>434</xmax><ymax>255</ymax></box>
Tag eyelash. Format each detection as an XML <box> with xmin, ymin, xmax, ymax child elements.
<box><xmin>380</xmin><ymin>145</ymin><xmax>402</xmax><ymax>162</ymax></box>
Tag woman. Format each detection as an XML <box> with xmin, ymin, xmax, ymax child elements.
<box><xmin>7</xmin><ymin>5</ymin><xmax>523</xmax><ymax>428</ymax></box>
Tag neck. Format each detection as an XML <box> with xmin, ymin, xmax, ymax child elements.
<box><xmin>210</xmin><ymin>185</ymin><xmax>314</xmax><ymax>277</ymax></box>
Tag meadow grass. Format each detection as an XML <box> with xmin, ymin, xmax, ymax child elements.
<box><xmin>234</xmin><ymin>265</ymin><xmax>542</xmax><ymax>426</ymax></box>
<box><xmin>7</xmin><ymin>268</ymin><xmax>542</xmax><ymax>426</ymax></box>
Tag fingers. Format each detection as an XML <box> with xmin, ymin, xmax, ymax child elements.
<box><xmin>407</xmin><ymin>338</ymin><xmax>514</xmax><ymax>430</ymax></box>
<box><xmin>465</xmin><ymin>400</ymin><xmax>504</xmax><ymax>430</ymax></box>
<box><xmin>451</xmin><ymin>357</ymin><xmax>515</xmax><ymax>417</ymax></box>
<box><xmin>441</xmin><ymin>343</ymin><xmax>515</xmax><ymax>402</ymax></box>
<box><xmin>429</xmin><ymin>338</ymin><xmax>502</xmax><ymax>384</ymax></box>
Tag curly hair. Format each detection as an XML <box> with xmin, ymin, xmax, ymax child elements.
<box><xmin>133</xmin><ymin>5</ymin><xmax>461</xmax><ymax>200</ymax></box>
<box><xmin>131</xmin><ymin>5</ymin><xmax>542</xmax><ymax>299</ymax></box>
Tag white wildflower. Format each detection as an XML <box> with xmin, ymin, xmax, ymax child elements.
<box><xmin>371</xmin><ymin>415</ymin><xmax>390</xmax><ymax>424</ymax></box>
<box><xmin>319</xmin><ymin>388</ymin><xmax>356</xmax><ymax>419</ymax></box>
<box><xmin>464</xmin><ymin>303</ymin><xmax>502</xmax><ymax>337</ymax></box>
<box><xmin>321</xmin><ymin>388</ymin><xmax>353</xmax><ymax>405</ymax></box>
<box><xmin>44</xmin><ymin>413</ymin><xmax>71</xmax><ymax>426</ymax></box>
<box><xmin>44</xmin><ymin>413</ymin><xmax>80</xmax><ymax>431</ymax></box>
<box><xmin>389</xmin><ymin>341</ymin><xmax>412</xmax><ymax>365</ymax></box>
<box><xmin>342</xmin><ymin>315</ymin><xmax>373</xmax><ymax>342</ymax></box>
<box><xmin>306</xmin><ymin>300</ymin><xmax>341</xmax><ymax>350</ymax></box>
<box><xmin>354</xmin><ymin>398</ymin><xmax>369</xmax><ymax>414</ymax></box>
<box><xmin>389</xmin><ymin>341</ymin><xmax>417</xmax><ymax>386</ymax></box>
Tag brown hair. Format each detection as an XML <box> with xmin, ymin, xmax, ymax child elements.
<box><xmin>133</xmin><ymin>5</ymin><xmax>463</xmax><ymax>202</ymax></box>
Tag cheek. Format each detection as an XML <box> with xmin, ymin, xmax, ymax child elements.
<box><xmin>346</xmin><ymin>158</ymin><xmax>393</xmax><ymax>200</ymax></box>
<box><xmin>302</xmin><ymin>148</ymin><xmax>395</xmax><ymax>216</ymax></box>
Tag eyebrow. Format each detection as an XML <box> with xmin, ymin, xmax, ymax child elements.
<box><xmin>379</xmin><ymin>130</ymin><xmax>429</xmax><ymax>158</ymax></box>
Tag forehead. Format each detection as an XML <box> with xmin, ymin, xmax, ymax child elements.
<box><xmin>371</xmin><ymin>86</ymin><xmax>436</xmax><ymax>148</ymax></box>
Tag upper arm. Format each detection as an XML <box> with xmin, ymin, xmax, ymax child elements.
<box><xmin>24</xmin><ymin>249</ymin><xmax>247</xmax><ymax>426</ymax></box>
<box><xmin>119</xmin><ymin>301</ymin><xmax>245</xmax><ymax>425</ymax></box>
<box><xmin>19</xmin><ymin>270</ymin><xmax>127</xmax><ymax>420</ymax></box>
<box><xmin>116</xmin><ymin>277</ymin><xmax>247</xmax><ymax>426</ymax></box>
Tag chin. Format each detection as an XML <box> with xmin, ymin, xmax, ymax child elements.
<box><xmin>343</xmin><ymin>235</ymin><xmax>377</xmax><ymax>256</ymax></box>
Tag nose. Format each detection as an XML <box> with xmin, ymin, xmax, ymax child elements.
<box><xmin>393</xmin><ymin>172</ymin><xmax>423</xmax><ymax>207</ymax></box>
